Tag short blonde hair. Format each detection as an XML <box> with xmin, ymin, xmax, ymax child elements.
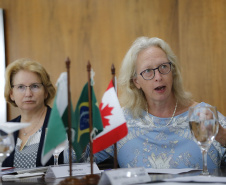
<box><xmin>4</xmin><ymin>58</ymin><xmax>56</xmax><ymax>107</ymax></box>
<box><xmin>118</xmin><ymin>37</ymin><xmax>192</xmax><ymax>118</ymax></box>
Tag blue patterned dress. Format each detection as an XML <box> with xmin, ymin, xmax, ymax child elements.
<box><xmin>93</xmin><ymin>102</ymin><xmax>226</xmax><ymax>169</ymax></box>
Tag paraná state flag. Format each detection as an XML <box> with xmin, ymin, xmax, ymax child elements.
<box><xmin>93</xmin><ymin>80</ymin><xmax>128</xmax><ymax>154</ymax></box>
<box><xmin>73</xmin><ymin>82</ymin><xmax>103</xmax><ymax>160</ymax></box>
<box><xmin>42</xmin><ymin>72</ymin><xmax>72</xmax><ymax>165</ymax></box>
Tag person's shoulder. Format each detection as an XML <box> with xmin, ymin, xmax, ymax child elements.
<box><xmin>197</xmin><ymin>102</ymin><xmax>211</xmax><ymax>106</ymax></box>
<box><xmin>46</xmin><ymin>105</ymin><xmax>52</xmax><ymax>111</ymax></box>
<box><xmin>122</xmin><ymin>107</ymin><xmax>132</xmax><ymax>116</ymax></box>
<box><xmin>46</xmin><ymin>105</ymin><xmax>52</xmax><ymax>114</ymax></box>
<box><xmin>176</xmin><ymin>101</ymin><xmax>198</xmax><ymax>115</ymax></box>
<box><xmin>122</xmin><ymin>107</ymin><xmax>143</xmax><ymax>122</ymax></box>
<box><xmin>9</xmin><ymin>115</ymin><xmax>21</xmax><ymax>122</ymax></box>
<box><xmin>190</xmin><ymin>101</ymin><xmax>199</xmax><ymax>107</ymax></box>
<box><xmin>186</xmin><ymin>101</ymin><xmax>204</xmax><ymax>109</ymax></box>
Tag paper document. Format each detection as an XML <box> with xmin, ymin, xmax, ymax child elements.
<box><xmin>16</xmin><ymin>166</ymin><xmax>48</xmax><ymax>174</ymax></box>
<box><xmin>1</xmin><ymin>166</ymin><xmax>48</xmax><ymax>175</ymax></box>
<box><xmin>146</xmin><ymin>168</ymin><xmax>201</xmax><ymax>174</ymax></box>
<box><xmin>2</xmin><ymin>172</ymin><xmax>44</xmax><ymax>181</ymax></box>
<box><xmin>164</xmin><ymin>175</ymin><xmax>226</xmax><ymax>183</ymax></box>
<box><xmin>99</xmin><ymin>167</ymin><xmax>151</xmax><ymax>185</ymax></box>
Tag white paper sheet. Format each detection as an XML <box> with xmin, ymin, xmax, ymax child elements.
<box><xmin>16</xmin><ymin>166</ymin><xmax>48</xmax><ymax>174</ymax></box>
<box><xmin>139</xmin><ymin>183</ymin><xmax>225</xmax><ymax>185</ymax></box>
<box><xmin>145</xmin><ymin>168</ymin><xmax>201</xmax><ymax>174</ymax></box>
<box><xmin>164</xmin><ymin>175</ymin><xmax>226</xmax><ymax>183</ymax></box>
<box><xmin>2</xmin><ymin>172</ymin><xmax>44</xmax><ymax>181</ymax></box>
<box><xmin>98</xmin><ymin>167</ymin><xmax>151</xmax><ymax>185</ymax></box>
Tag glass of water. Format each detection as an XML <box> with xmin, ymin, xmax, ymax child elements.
<box><xmin>188</xmin><ymin>105</ymin><xmax>219</xmax><ymax>175</ymax></box>
<box><xmin>0</xmin><ymin>131</ymin><xmax>14</xmax><ymax>175</ymax></box>
<box><xmin>53</xmin><ymin>140</ymin><xmax>68</xmax><ymax>166</ymax></box>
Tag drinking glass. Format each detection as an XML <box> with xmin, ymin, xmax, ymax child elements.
<box><xmin>188</xmin><ymin>105</ymin><xmax>219</xmax><ymax>175</ymax></box>
<box><xmin>53</xmin><ymin>140</ymin><xmax>68</xmax><ymax>166</ymax></box>
<box><xmin>0</xmin><ymin>131</ymin><xmax>15</xmax><ymax>175</ymax></box>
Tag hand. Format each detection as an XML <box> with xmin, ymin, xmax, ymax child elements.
<box><xmin>215</xmin><ymin>124</ymin><xmax>226</xmax><ymax>147</ymax></box>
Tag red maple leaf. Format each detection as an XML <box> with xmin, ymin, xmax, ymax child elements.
<box><xmin>99</xmin><ymin>102</ymin><xmax>113</xmax><ymax>127</ymax></box>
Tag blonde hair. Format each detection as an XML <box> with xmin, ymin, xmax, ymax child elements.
<box><xmin>118</xmin><ymin>37</ymin><xmax>192</xmax><ymax>118</ymax></box>
<box><xmin>4</xmin><ymin>58</ymin><xmax>56</xmax><ymax>107</ymax></box>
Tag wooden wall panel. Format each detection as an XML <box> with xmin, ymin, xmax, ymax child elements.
<box><xmin>0</xmin><ymin>0</ymin><xmax>179</xmax><ymax>120</ymax></box>
<box><xmin>178</xmin><ymin>0</ymin><xmax>226</xmax><ymax>115</ymax></box>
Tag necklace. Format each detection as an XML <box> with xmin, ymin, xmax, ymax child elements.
<box><xmin>22</xmin><ymin>107</ymin><xmax>46</xmax><ymax>136</ymax></box>
<box><xmin>146</xmin><ymin>100</ymin><xmax>178</xmax><ymax>127</ymax></box>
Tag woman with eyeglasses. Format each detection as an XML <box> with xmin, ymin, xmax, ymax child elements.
<box><xmin>3</xmin><ymin>58</ymin><xmax>66</xmax><ymax>168</ymax></box>
<box><xmin>89</xmin><ymin>37</ymin><xmax>226</xmax><ymax>169</ymax></box>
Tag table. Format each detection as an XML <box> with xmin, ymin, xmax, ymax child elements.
<box><xmin>1</xmin><ymin>167</ymin><xmax>226</xmax><ymax>185</ymax></box>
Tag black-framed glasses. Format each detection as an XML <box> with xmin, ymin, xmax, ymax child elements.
<box><xmin>11</xmin><ymin>83</ymin><xmax>43</xmax><ymax>93</ymax></box>
<box><xmin>139</xmin><ymin>62</ymin><xmax>172</xmax><ymax>80</ymax></box>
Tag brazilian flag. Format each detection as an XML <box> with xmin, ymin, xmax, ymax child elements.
<box><xmin>74</xmin><ymin>83</ymin><xmax>103</xmax><ymax>160</ymax></box>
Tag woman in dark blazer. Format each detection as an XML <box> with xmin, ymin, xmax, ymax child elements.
<box><xmin>3</xmin><ymin>58</ymin><xmax>63</xmax><ymax>168</ymax></box>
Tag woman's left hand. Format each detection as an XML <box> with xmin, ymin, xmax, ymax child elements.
<box><xmin>215</xmin><ymin>124</ymin><xmax>226</xmax><ymax>147</ymax></box>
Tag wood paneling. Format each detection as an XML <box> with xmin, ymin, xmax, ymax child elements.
<box><xmin>0</xmin><ymin>0</ymin><xmax>179</xmax><ymax>119</ymax></box>
<box><xmin>0</xmin><ymin>0</ymin><xmax>225</xmax><ymax>119</ymax></box>
<box><xmin>178</xmin><ymin>0</ymin><xmax>226</xmax><ymax>115</ymax></box>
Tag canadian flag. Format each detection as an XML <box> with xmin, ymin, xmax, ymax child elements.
<box><xmin>93</xmin><ymin>80</ymin><xmax>128</xmax><ymax>154</ymax></box>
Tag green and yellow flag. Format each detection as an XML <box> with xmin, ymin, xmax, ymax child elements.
<box><xmin>73</xmin><ymin>83</ymin><xmax>103</xmax><ymax>160</ymax></box>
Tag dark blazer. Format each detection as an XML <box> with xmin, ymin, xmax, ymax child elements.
<box><xmin>2</xmin><ymin>106</ymin><xmax>64</xmax><ymax>167</ymax></box>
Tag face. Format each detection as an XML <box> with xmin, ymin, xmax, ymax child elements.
<box><xmin>10</xmin><ymin>70</ymin><xmax>47</xmax><ymax>111</ymax></box>
<box><xmin>133</xmin><ymin>46</ymin><xmax>173</xmax><ymax>103</ymax></box>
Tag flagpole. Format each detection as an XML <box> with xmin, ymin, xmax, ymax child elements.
<box><xmin>65</xmin><ymin>57</ymin><xmax>72</xmax><ymax>177</ymax></box>
<box><xmin>111</xmin><ymin>64</ymin><xmax>118</xmax><ymax>169</ymax></box>
<box><xmin>59</xmin><ymin>58</ymin><xmax>85</xmax><ymax>184</ymax></box>
<box><xmin>87</xmin><ymin>61</ymin><xmax>94</xmax><ymax>175</ymax></box>
<box><xmin>85</xmin><ymin>61</ymin><xmax>100</xmax><ymax>185</ymax></box>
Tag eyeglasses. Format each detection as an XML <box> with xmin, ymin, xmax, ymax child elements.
<box><xmin>11</xmin><ymin>83</ymin><xmax>43</xmax><ymax>93</ymax></box>
<box><xmin>139</xmin><ymin>62</ymin><xmax>172</xmax><ymax>80</ymax></box>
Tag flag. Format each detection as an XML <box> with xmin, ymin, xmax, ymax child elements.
<box><xmin>73</xmin><ymin>82</ymin><xmax>103</xmax><ymax>160</ymax></box>
<box><xmin>42</xmin><ymin>72</ymin><xmax>73</xmax><ymax>165</ymax></box>
<box><xmin>93</xmin><ymin>80</ymin><xmax>128</xmax><ymax>154</ymax></box>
